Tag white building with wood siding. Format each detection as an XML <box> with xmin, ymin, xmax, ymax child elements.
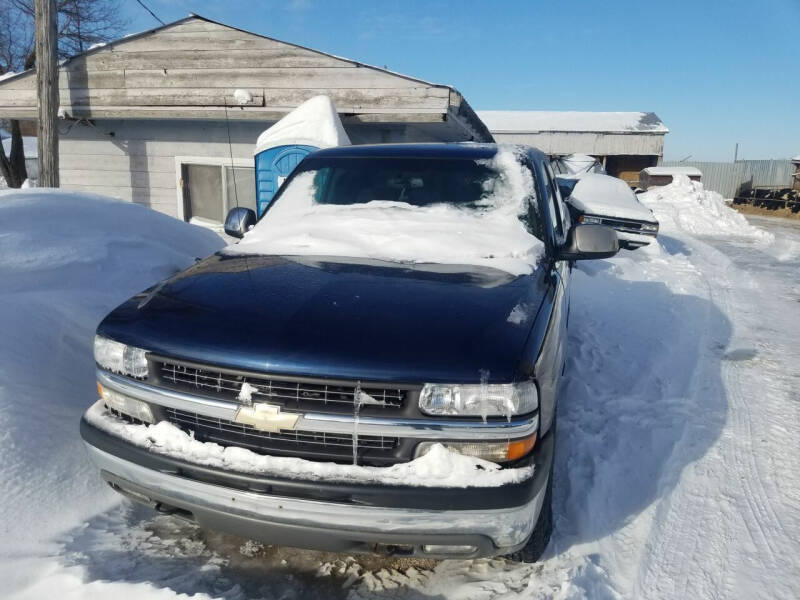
<box><xmin>0</xmin><ymin>15</ymin><xmax>491</xmax><ymax>223</ymax></box>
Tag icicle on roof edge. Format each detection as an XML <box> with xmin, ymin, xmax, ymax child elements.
<box><xmin>255</xmin><ymin>95</ymin><xmax>351</xmax><ymax>155</ymax></box>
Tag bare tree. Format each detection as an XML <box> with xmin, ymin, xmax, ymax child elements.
<box><xmin>0</xmin><ymin>0</ymin><xmax>125</xmax><ymax>187</ymax></box>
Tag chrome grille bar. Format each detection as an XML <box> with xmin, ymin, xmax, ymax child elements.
<box><xmin>158</xmin><ymin>361</ymin><xmax>405</xmax><ymax>408</ymax></box>
<box><xmin>163</xmin><ymin>407</ymin><xmax>398</xmax><ymax>453</ymax></box>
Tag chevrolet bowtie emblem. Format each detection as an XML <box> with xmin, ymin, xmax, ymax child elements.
<box><xmin>234</xmin><ymin>402</ymin><xmax>300</xmax><ymax>433</ymax></box>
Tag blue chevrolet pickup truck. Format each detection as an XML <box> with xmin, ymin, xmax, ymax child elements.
<box><xmin>81</xmin><ymin>143</ymin><xmax>618</xmax><ymax>562</ymax></box>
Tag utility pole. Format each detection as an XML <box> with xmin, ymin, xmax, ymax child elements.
<box><xmin>35</xmin><ymin>0</ymin><xmax>59</xmax><ymax>187</ymax></box>
<box><xmin>733</xmin><ymin>143</ymin><xmax>739</xmax><ymax>163</ymax></box>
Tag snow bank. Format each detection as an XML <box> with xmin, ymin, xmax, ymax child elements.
<box><xmin>254</xmin><ymin>95</ymin><xmax>350</xmax><ymax>153</ymax></box>
<box><xmin>228</xmin><ymin>148</ymin><xmax>545</xmax><ymax>275</ymax></box>
<box><xmin>639</xmin><ymin>175</ymin><xmax>773</xmax><ymax>241</ymax></box>
<box><xmin>86</xmin><ymin>403</ymin><xmax>532</xmax><ymax>488</ymax></box>
<box><xmin>0</xmin><ymin>189</ymin><xmax>224</xmax><ymax>593</ymax></box>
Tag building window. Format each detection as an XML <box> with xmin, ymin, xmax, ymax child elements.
<box><xmin>179</xmin><ymin>160</ymin><xmax>256</xmax><ymax>223</ymax></box>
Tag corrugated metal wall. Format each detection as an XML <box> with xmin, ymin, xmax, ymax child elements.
<box><xmin>661</xmin><ymin>160</ymin><xmax>793</xmax><ymax>198</ymax></box>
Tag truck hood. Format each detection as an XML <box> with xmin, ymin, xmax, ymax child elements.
<box><xmin>97</xmin><ymin>253</ymin><xmax>551</xmax><ymax>384</ymax></box>
<box><xmin>566</xmin><ymin>173</ymin><xmax>657</xmax><ymax>222</ymax></box>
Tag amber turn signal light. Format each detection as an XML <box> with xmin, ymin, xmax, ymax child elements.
<box><xmin>506</xmin><ymin>433</ymin><xmax>537</xmax><ymax>461</ymax></box>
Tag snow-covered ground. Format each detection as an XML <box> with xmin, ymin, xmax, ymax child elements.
<box><xmin>1</xmin><ymin>181</ymin><xmax>798</xmax><ymax>599</ymax></box>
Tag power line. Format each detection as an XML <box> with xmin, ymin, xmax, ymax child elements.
<box><xmin>134</xmin><ymin>0</ymin><xmax>165</xmax><ymax>26</ymax></box>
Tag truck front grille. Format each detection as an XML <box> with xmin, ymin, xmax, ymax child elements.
<box><xmin>596</xmin><ymin>217</ymin><xmax>656</xmax><ymax>235</ymax></box>
<box><xmin>163</xmin><ymin>407</ymin><xmax>400</xmax><ymax>465</ymax></box>
<box><xmin>155</xmin><ymin>359</ymin><xmax>406</xmax><ymax>411</ymax></box>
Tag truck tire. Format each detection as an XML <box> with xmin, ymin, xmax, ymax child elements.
<box><xmin>507</xmin><ymin>464</ymin><xmax>553</xmax><ymax>563</ymax></box>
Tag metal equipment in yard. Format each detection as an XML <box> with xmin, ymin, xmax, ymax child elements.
<box><xmin>732</xmin><ymin>186</ymin><xmax>800</xmax><ymax>213</ymax></box>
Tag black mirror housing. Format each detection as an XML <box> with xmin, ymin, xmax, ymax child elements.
<box><xmin>557</xmin><ymin>224</ymin><xmax>619</xmax><ymax>261</ymax></box>
<box><xmin>224</xmin><ymin>207</ymin><xmax>257</xmax><ymax>238</ymax></box>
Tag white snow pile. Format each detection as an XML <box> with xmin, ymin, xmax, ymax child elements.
<box><xmin>86</xmin><ymin>402</ymin><xmax>532</xmax><ymax>488</ymax></box>
<box><xmin>639</xmin><ymin>174</ymin><xmax>774</xmax><ymax>241</ymax></box>
<box><xmin>229</xmin><ymin>148</ymin><xmax>546</xmax><ymax>276</ymax></box>
<box><xmin>568</xmin><ymin>173</ymin><xmax>656</xmax><ymax>221</ymax></box>
<box><xmin>0</xmin><ymin>189</ymin><xmax>225</xmax><ymax>594</ymax></box>
<box><xmin>254</xmin><ymin>94</ymin><xmax>350</xmax><ymax>153</ymax></box>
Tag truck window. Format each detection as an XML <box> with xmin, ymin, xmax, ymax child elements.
<box><xmin>540</xmin><ymin>163</ymin><xmax>565</xmax><ymax>243</ymax></box>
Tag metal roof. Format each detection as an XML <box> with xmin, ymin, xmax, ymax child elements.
<box><xmin>476</xmin><ymin>111</ymin><xmax>668</xmax><ymax>134</ymax></box>
<box><xmin>643</xmin><ymin>166</ymin><xmax>702</xmax><ymax>176</ymax></box>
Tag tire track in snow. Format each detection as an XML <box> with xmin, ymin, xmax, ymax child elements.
<box><xmin>633</xmin><ymin>232</ymin><xmax>799</xmax><ymax>600</ymax></box>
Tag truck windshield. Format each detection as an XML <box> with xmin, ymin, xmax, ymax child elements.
<box><xmin>234</xmin><ymin>149</ymin><xmax>546</xmax><ymax>276</ymax></box>
<box><xmin>290</xmin><ymin>156</ymin><xmax>512</xmax><ymax>210</ymax></box>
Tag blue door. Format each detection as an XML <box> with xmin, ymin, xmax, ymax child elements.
<box><xmin>254</xmin><ymin>145</ymin><xmax>317</xmax><ymax>216</ymax></box>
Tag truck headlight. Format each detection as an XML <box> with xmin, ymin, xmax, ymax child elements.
<box><xmin>93</xmin><ymin>335</ymin><xmax>149</xmax><ymax>379</ymax></box>
<box><xmin>640</xmin><ymin>222</ymin><xmax>659</xmax><ymax>232</ymax></box>
<box><xmin>418</xmin><ymin>381</ymin><xmax>538</xmax><ymax>417</ymax></box>
<box><xmin>579</xmin><ymin>215</ymin><xmax>603</xmax><ymax>225</ymax></box>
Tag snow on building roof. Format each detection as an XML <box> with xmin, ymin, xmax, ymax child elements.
<box><xmin>643</xmin><ymin>166</ymin><xmax>702</xmax><ymax>177</ymax></box>
<box><xmin>792</xmin><ymin>155</ymin><xmax>800</xmax><ymax>163</ymax></box>
<box><xmin>254</xmin><ymin>95</ymin><xmax>350</xmax><ymax>154</ymax></box>
<box><xmin>476</xmin><ymin>111</ymin><xmax>668</xmax><ymax>134</ymax></box>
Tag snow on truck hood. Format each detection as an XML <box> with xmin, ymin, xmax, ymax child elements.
<box><xmin>567</xmin><ymin>173</ymin><xmax>656</xmax><ymax>222</ymax></box>
<box><xmin>227</xmin><ymin>149</ymin><xmax>546</xmax><ymax>276</ymax></box>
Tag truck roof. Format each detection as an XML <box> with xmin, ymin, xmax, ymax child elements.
<box><xmin>311</xmin><ymin>143</ymin><xmax>546</xmax><ymax>162</ymax></box>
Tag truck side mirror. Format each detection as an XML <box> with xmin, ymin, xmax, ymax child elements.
<box><xmin>224</xmin><ymin>207</ymin><xmax>257</xmax><ymax>238</ymax></box>
<box><xmin>556</xmin><ymin>224</ymin><xmax>619</xmax><ymax>261</ymax></box>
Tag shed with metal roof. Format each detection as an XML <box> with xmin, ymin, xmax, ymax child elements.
<box><xmin>477</xmin><ymin>110</ymin><xmax>668</xmax><ymax>187</ymax></box>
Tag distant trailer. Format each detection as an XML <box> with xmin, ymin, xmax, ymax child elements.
<box><xmin>732</xmin><ymin>156</ymin><xmax>800</xmax><ymax>212</ymax></box>
<box><xmin>733</xmin><ymin>186</ymin><xmax>800</xmax><ymax>213</ymax></box>
<box><xmin>639</xmin><ymin>166</ymin><xmax>702</xmax><ymax>189</ymax></box>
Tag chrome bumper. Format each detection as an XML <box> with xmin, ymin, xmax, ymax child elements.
<box><xmin>84</xmin><ymin>443</ymin><xmax>548</xmax><ymax>558</ymax></box>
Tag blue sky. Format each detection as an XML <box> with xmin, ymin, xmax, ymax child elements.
<box><xmin>122</xmin><ymin>0</ymin><xmax>799</xmax><ymax>161</ymax></box>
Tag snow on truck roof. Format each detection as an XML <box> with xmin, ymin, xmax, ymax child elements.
<box><xmin>476</xmin><ymin>111</ymin><xmax>668</xmax><ymax>134</ymax></box>
<box><xmin>643</xmin><ymin>166</ymin><xmax>702</xmax><ymax>177</ymax></box>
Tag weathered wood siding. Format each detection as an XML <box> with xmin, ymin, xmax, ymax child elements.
<box><xmin>0</xmin><ymin>17</ymin><xmax>454</xmax><ymax>122</ymax></box>
<box><xmin>58</xmin><ymin>118</ymin><xmax>446</xmax><ymax>218</ymax></box>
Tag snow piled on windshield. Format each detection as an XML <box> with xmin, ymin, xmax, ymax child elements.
<box><xmin>228</xmin><ymin>148</ymin><xmax>545</xmax><ymax>276</ymax></box>
<box><xmin>639</xmin><ymin>174</ymin><xmax>773</xmax><ymax>241</ymax></box>
<box><xmin>86</xmin><ymin>402</ymin><xmax>532</xmax><ymax>488</ymax></box>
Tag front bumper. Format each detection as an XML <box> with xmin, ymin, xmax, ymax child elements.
<box><xmin>615</xmin><ymin>230</ymin><xmax>657</xmax><ymax>248</ymax></box>
<box><xmin>80</xmin><ymin>414</ymin><xmax>552</xmax><ymax>559</ymax></box>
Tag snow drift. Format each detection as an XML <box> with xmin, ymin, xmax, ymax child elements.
<box><xmin>0</xmin><ymin>189</ymin><xmax>225</xmax><ymax>593</ymax></box>
<box><xmin>228</xmin><ymin>148</ymin><xmax>546</xmax><ymax>276</ymax></box>
<box><xmin>638</xmin><ymin>174</ymin><xmax>773</xmax><ymax>241</ymax></box>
